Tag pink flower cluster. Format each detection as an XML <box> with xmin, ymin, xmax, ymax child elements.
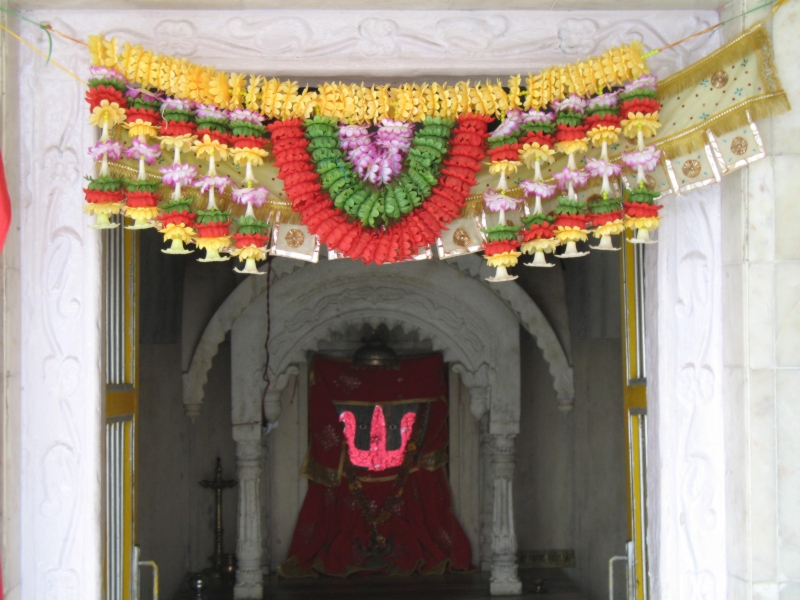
<box><xmin>339</xmin><ymin>119</ymin><xmax>414</xmax><ymax>186</ymax></box>
<box><xmin>195</xmin><ymin>175</ymin><xmax>232</xmax><ymax>194</ymax></box>
<box><xmin>553</xmin><ymin>94</ymin><xmax>587</xmax><ymax>114</ymax></box>
<box><xmin>553</xmin><ymin>166</ymin><xmax>589</xmax><ymax>190</ymax></box>
<box><xmin>624</xmin><ymin>75</ymin><xmax>658</xmax><ymax>93</ymax></box>
<box><xmin>195</xmin><ymin>104</ymin><xmax>228</xmax><ymax>121</ymax></box>
<box><xmin>584</xmin><ymin>158</ymin><xmax>622</xmax><ymax>179</ymax></box>
<box><xmin>523</xmin><ymin>110</ymin><xmax>556</xmax><ymax>124</ymax></box>
<box><xmin>89</xmin><ymin>66</ymin><xmax>126</xmax><ymax>83</ymax></box>
<box><xmin>125</xmin><ymin>138</ymin><xmax>161</xmax><ymax>164</ymax></box>
<box><xmin>228</xmin><ymin>109</ymin><xmax>263</xmax><ymax>125</ymax></box>
<box><xmin>231</xmin><ymin>186</ymin><xmax>270</xmax><ymax>207</ymax></box>
<box><xmin>159</xmin><ymin>163</ymin><xmax>198</xmax><ymax>187</ymax></box>
<box><xmin>162</xmin><ymin>98</ymin><xmax>193</xmax><ymax>112</ymax></box>
<box><xmin>587</xmin><ymin>92</ymin><xmax>620</xmax><ymax>112</ymax></box>
<box><xmin>483</xmin><ymin>189</ymin><xmax>521</xmax><ymax>213</ymax></box>
<box><xmin>490</xmin><ymin>110</ymin><xmax>525</xmax><ymax>139</ymax></box>
<box><xmin>89</xmin><ymin>140</ymin><xmax>123</xmax><ymax>161</ymax></box>
<box><xmin>621</xmin><ymin>145</ymin><xmax>662</xmax><ymax>172</ymax></box>
<box><xmin>519</xmin><ymin>180</ymin><xmax>557</xmax><ymax>199</ymax></box>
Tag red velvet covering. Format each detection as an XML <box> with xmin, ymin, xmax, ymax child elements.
<box><xmin>279</xmin><ymin>354</ymin><xmax>473</xmax><ymax>578</ymax></box>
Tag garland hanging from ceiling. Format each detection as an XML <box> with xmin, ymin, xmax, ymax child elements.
<box><xmin>82</xmin><ymin>23</ymin><xmax>790</xmax><ymax>280</ymax></box>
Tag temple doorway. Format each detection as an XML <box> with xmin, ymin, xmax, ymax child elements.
<box><xmin>133</xmin><ymin>230</ymin><xmax>632</xmax><ymax>600</ymax></box>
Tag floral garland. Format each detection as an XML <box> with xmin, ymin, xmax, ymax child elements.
<box><xmin>83</xmin><ymin>42</ymin><xmax>664</xmax><ymax>275</ymax></box>
<box><xmin>89</xmin><ymin>34</ymin><xmax>647</xmax><ymax>124</ymax></box>
<box><xmin>479</xmin><ymin>74</ymin><xmax>663</xmax><ymax>280</ymax></box>
<box><xmin>269</xmin><ymin>114</ymin><xmax>489</xmax><ymax>265</ymax></box>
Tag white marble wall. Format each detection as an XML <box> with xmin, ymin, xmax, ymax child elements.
<box><xmin>719</xmin><ymin>2</ymin><xmax>800</xmax><ymax>599</ymax></box>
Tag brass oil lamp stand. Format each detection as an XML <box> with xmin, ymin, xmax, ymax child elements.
<box><xmin>199</xmin><ymin>457</ymin><xmax>237</xmax><ymax>582</ymax></box>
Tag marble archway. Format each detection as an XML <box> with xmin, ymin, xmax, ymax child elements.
<box><xmin>188</xmin><ymin>256</ymin><xmax>576</xmax><ymax>598</ymax></box>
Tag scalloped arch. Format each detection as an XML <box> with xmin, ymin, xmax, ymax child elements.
<box><xmin>183</xmin><ymin>256</ymin><xmax>574</xmax><ymax>421</ymax></box>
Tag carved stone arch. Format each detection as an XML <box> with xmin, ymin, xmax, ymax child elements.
<box><xmin>183</xmin><ymin>257</ymin><xmax>573</xmax><ymax>420</ymax></box>
<box><xmin>230</xmin><ymin>258</ymin><xmax>519</xmax><ymax>432</ymax></box>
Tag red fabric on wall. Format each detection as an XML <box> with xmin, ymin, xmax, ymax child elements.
<box><xmin>278</xmin><ymin>354</ymin><xmax>473</xmax><ymax>577</ymax></box>
<box><xmin>0</xmin><ymin>152</ymin><xmax>12</xmax><ymax>253</ymax></box>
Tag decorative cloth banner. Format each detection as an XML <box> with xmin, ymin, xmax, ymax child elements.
<box><xmin>83</xmin><ymin>22</ymin><xmax>790</xmax><ymax>278</ymax></box>
<box><xmin>279</xmin><ymin>354</ymin><xmax>472</xmax><ymax>578</ymax></box>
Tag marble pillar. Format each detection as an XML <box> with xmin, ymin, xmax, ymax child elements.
<box><xmin>233</xmin><ymin>423</ymin><xmax>263</xmax><ymax>599</ymax></box>
<box><xmin>490</xmin><ymin>434</ymin><xmax>522</xmax><ymax>596</ymax></box>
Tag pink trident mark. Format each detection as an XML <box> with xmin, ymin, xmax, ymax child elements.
<box><xmin>339</xmin><ymin>405</ymin><xmax>416</xmax><ymax>472</ymax></box>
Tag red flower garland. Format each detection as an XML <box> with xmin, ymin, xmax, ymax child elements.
<box><xmin>269</xmin><ymin>115</ymin><xmax>489</xmax><ymax>265</ymax></box>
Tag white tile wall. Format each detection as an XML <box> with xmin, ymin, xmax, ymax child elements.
<box><xmin>774</xmin><ymin>262</ymin><xmax>800</xmax><ymax>367</ymax></box>
<box><xmin>749</xmin><ymin>368</ymin><xmax>777</xmax><ymax>582</ymax></box>
<box><xmin>748</xmin><ymin>262</ymin><xmax>776</xmax><ymax>369</ymax></box>
<box><xmin>774</xmin><ymin>157</ymin><xmax>800</xmax><ymax>261</ymax></box>
<box><xmin>721</xmin><ymin>3</ymin><xmax>800</xmax><ymax>597</ymax></box>
<box><xmin>748</xmin><ymin>157</ymin><xmax>775</xmax><ymax>263</ymax></box>
<box><xmin>776</xmin><ymin>369</ymin><xmax>800</xmax><ymax>580</ymax></box>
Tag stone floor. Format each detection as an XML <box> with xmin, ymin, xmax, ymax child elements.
<box><xmin>173</xmin><ymin>569</ymin><xmax>587</xmax><ymax>599</ymax></box>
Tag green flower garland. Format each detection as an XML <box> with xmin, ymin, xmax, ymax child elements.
<box><xmin>303</xmin><ymin>116</ymin><xmax>455</xmax><ymax>229</ymax></box>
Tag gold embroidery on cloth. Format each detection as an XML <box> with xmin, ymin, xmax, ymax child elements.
<box><xmin>682</xmin><ymin>159</ymin><xmax>702</xmax><ymax>178</ymax></box>
<box><xmin>285</xmin><ymin>228</ymin><xmax>305</xmax><ymax>248</ymax></box>
<box><xmin>710</xmin><ymin>70</ymin><xmax>729</xmax><ymax>89</ymax></box>
<box><xmin>731</xmin><ymin>136</ymin><xmax>748</xmax><ymax>155</ymax></box>
<box><xmin>453</xmin><ymin>228</ymin><xmax>472</xmax><ymax>247</ymax></box>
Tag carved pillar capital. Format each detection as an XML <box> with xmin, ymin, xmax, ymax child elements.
<box><xmin>490</xmin><ymin>433</ymin><xmax>521</xmax><ymax>596</ymax></box>
<box><xmin>452</xmin><ymin>363</ymin><xmax>493</xmax><ymax>421</ymax></box>
<box><xmin>262</xmin><ymin>365</ymin><xmax>299</xmax><ymax>424</ymax></box>
<box><xmin>234</xmin><ymin>424</ymin><xmax>263</xmax><ymax>599</ymax></box>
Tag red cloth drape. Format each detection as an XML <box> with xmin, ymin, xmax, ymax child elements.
<box><xmin>278</xmin><ymin>354</ymin><xmax>473</xmax><ymax>577</ymax></box>
<box><xmin>0</xmin><ymin>152</ymin><xmax>12</xmax><ymax>253</ymax></box>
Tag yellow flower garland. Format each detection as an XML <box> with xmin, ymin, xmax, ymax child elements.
<box><xmin>88</xmin><ymin>34</ymin><xmax>648</xmax><ymax>125</ymax></box>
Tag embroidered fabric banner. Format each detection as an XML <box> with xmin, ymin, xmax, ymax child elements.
<box><xmin>280</xmin><ymin>354</ymin><xmax>472</xmax><ymax>577</ymax></box>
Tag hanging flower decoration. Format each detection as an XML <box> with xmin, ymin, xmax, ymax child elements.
<box><xmin>227</xmin><ymin>108</ymin><xmax>270</xmax><ymax>274</ymax></box>
<box><xmin>481</xmin><ymin>110</ymin><xmax>530</xmax><ymax>279</ymax></box>
<box><xmin>156</xmin><ymin>96</ymin><xmax>199</xmax><ymax>254</ymax></box>
<box><xmin>83</xmin><ymin>66</ymin><xmax>129</xmax><ymax>229</ymax></box>
<box><xmin>230</xmin><ymin>186</ymin><xmax>270</xmax><ymax>275</ymax></box>
<box><xmin>582</xmin><ymin>91</ymin><xmax>625</xmax><ymax>250</ymax></box>
<box><xmin>482</xmin><ymin>188</ymin><xmax>522</xmax><ymax>282</ymax></box>
<box><xmin>520</xmin><ymin>213</ymin><xmax>559</xmax><ymax>267</ymax></box>
<box><xmin>269</xmin><ymin>113</ymin><xmax>488</xmax><ymax>264</ymax></box>
<box><xmin>192</xmin><ymin>107</ymin><xmax>232</xmax><ymax>261</ymax></box>
<box><xmin>80</xmin><ymin>46</ymin><xmax>665</xmax><ymax>274</ymax></box>
<box><xmin>550</xmin><ymin>96</ymin><xmax>592</xmax><ymax>258</ymax></box>
<box><xmin>620</xmin><ymin>75</ymin><xmax>662</xmax><ymax>139</ymax></box>
<box><xmin>119</xmin><ymin>86</ymin><xmax>163</xmax><ymax>230</ymax></box>
<box><xmin>161</xmin><ymin>98</ymin><xmax>197</xmax><ymax>137</ymax></box>
<box><xmin>620</xmin><ymin>75</ymin><xmax>663</xmax><ymax>244</ymax></box>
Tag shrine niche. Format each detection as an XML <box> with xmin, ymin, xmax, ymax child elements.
<box><xmin>279</xmin><ymin>354</ymin><xmax>472</xmax><ymax>577</ymax></box>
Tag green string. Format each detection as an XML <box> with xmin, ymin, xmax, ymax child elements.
<box><xmin>720</xmin><ymin>0</ymin><xmax>782</xmax><ymax>25</ymax></box>
<box><xmin>0</xmin><ymin>6</ymin><xmax>52</xmax><ymax>64</ymax></box>
<box><xmin>643</xmin><ymin>0</ymin><xmax>784</xmax><ymax>60</ymax></box>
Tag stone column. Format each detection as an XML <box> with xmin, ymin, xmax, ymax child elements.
<box><xmin>233</xmin><ymin>423</ymin><xmax>263</xmax><ymax>599</ymax></box>
<box><xmin>490</xmin><ymin>433</ymin><xmax>522</xmax><ymax>596</ymax></box>
<box><xmin>479</xmin><ymin>416</ymin><xmax>494</xmax><ymax>572</ymax></box>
